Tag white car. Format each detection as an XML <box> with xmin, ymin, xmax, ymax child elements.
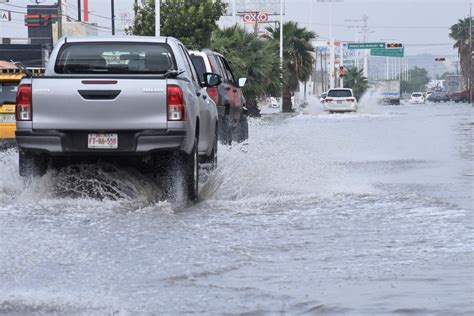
<box><xmin>410</xmin><ymin>92</ymin><xmax>425</xmax><ymax>104</ymax></box>
<box><xmin>324</xmin><ymin>88</ymin><xmax>358</xmax><ymax>112</ymax></box>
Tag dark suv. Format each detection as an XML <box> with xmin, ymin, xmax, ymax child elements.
<box><xmin>190</xmin><ymin>50</ymin><xmax>248</xmax><ymax>144</ymax></box>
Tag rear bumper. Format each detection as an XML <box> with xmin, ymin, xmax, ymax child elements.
<box><xmin>16</xmin><ymin>130</ymin><xmax>186</xmax><ymax>155</ymax></box>
<box><xmin>324</xmin><ymin>103</ymin><xmax>357</xmax><ymax>112</ymax></box>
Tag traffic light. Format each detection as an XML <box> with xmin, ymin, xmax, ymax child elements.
<box><xmin>435</xmin><ymin>57</ymin><xmax>446</xmax><ymax>61</ymax></box>
<box><xmin>386</xmin><ymin>43</ymin><xmax>403</xmax><ymax>48</ymax></box>
<box><xmin>339</xmin><ymin>66</ymin><xmax>345</xmax><ymax>77</ymax></box>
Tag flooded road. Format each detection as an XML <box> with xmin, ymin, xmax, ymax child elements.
<box><xmin>0</xmin><ymin>101</ymin><xmax>472</xmax><ymax>315</ymax></box>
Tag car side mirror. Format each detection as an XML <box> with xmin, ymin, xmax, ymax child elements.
<box><xmin>203</xmin><ymin>72</ymin><xmax>221</xmax><ymax>87</ymax></box>
<box><xmin>238</xmin><ymin>77</ymin><xmax>247</xmax><ymax>88</ymax></box>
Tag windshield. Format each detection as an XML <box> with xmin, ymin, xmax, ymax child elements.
<box><xmin>328</xmin><ymin>89</ymin><xmax>352</xmax><ymax>97</ymax></box>
<box><xmin>0</xmin><ymin>83</ymin><xmax>18</xmax><ymax>105</ymax></box>
<box><xmin>190</xmin><ymin>54</ymin><xmax>206</xmax><ymax>82</ymax></box>
<box><xmin>55</xmin><ymin>42</ymin><xmax>176</xmax><ymax>74</ymax></box>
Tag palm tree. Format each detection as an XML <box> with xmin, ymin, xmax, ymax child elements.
<box><xmin>268</xmin><ymin>22</ymin><xmax>316</xmax><ymax>112</ymax></box>
<box><xmin>344</xmin><ymin>67</ymin><xmax>369</xmax><ymax>100</ymax></box>
<box><xmin>449</xmin><ymin>17</ymin><xmax>473</xmax><ymax>87</ymax></box>
<box><xmin>211</xmin><ymin>26</ymin><xmax>281</xmax><ymax>115</ymax></box>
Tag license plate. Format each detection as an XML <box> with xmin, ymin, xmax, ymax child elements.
<box><xmin>337</xmin><ymin>100</ymin><xmax>343</xmax><ymax>104</ymax></box>
<box><xmin>0</xmin><ymin>114</ymin><xmax>15</xmax><ymax>123</ymax></box>
<box><xmin>88</xmin><ymin>133</ymin><xmax>118</xmax><ymax>149</ymax></box>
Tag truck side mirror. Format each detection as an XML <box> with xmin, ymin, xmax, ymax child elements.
<box><xmin>203</xmin><ymin>72</ymin><xmax>221</xmax><ymax>87</ymax></box>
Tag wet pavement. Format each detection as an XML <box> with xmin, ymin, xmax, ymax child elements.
<box><xmin>0</xmin><ymin>100</ymin><xmax>472</xmax><ymax>315</ymax></box>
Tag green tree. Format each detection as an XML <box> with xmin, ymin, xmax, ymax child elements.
<box><xmin>449</xmin><ymin>17</ymin><xmax>473</xmax><ymax>87</ymax></box>
<box><xmin>211</xmin><ymin>26</ymin><xmax>281</xmax><ymax>115</ymax></box>
<box><xmin>344</xmin><ymin>67</ymin><xmax>369</xmax><ymax>100</ymax></box>
<box><xmin>400</xmin><ymin>66</ymin><xmax>430</xmax><ymax>93</ymax></box>
<box><xmin>268</xmin><ymin>22</ymin><xmax>316</xmax><ymax>112</ymax></box>
<box><xmin>128</xmin><ymin>0</ymin><xmax>227</xmax><ymax>49</ymax></box>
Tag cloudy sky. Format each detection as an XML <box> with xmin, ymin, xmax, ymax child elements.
<box><xmin>1</xmin><ymin>0</ymin><xmax>471</xmax><ymax>58</ymax></box>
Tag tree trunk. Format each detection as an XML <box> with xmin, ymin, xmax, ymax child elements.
<box><xmin>246</xmin><ymin>98</ymin><xmax>261</xmax><ymax>117</ymax></box>
<box><xmin>282</xmin><ymin>85</ymin><xmax>293</xmax><ymax>113</ymax></box>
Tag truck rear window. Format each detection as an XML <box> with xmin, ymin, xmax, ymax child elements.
<box><xmin>55</xmin><ymin>42</ymin><xmax>176</xmax><ymax>74</ymax></box>
<box><xmin>327</xmin><ymin>89</ymin><xmax>352</xmax><ymax>97</ymax></box>
<box><xmin>0</xmin><ymin>83</ymin><xmax>18</xmax><ymax>105</ymax></box>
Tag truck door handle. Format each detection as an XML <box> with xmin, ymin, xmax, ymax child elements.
<box><xmin>225</xmin><ymin>87</ymin><xmax>231</xmax><ymax>91</ymax></box>
<box><xmin>202</xmin><ymin>95</ymin><xmax>207</xmax><ymax>99</ymax></box>
<box><xmin>196</xmin><ymin>91</ymin><xmax>201</xmax><ymax>97</ymax></box>
<box><xmin>233</xmin><ymin>89</ymin><xmax>237</xmax><ymax>92</ymax></box>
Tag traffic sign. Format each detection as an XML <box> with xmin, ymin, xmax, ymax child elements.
<box><xmin>347</xmin><ymin>42</ymin><xmax>385</xmax><ymax>49</ymax></box>
<box><xmin>370</xmin><ymin>48</ymin><xmax>404</xmax><ymax>57</ymax></box>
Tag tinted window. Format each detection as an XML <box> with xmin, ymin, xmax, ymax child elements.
<box><xmin>412</xmin><ymin>93</ymin><xmax>422</xmax><ymax>97</ymax></box>
<box><xmin>55</xmin><ymin>42</ymin><xmax>176</xmax><ymax>74</ymax></box>
<box><xmin>220</xmin><ymin>57</ymin><xmax>236</xmax><ymax>84</ymax></box>
<box><xmin>327</xmin><ymin>89</ymin><xmax>352</xmax><ymax>97</ymax></box>
<box><xmin>190</xmin><ymin>54</ymin><xmax>206</xmax><ymax>82</ymax></box>
<box><xmin>208</xmin><ymin>55</ymin><xmax>226</xmax><ymax>80</ymax></box>
<box><xmin>0</xmin><ymin>83</ymin><xmax>18</xmax><ymax>104</ymax></box>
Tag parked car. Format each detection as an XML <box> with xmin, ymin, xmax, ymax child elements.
<box><xmin>324</xmin><ymin>88</ymin><xmax>358</xmax><ymax>112</ymax></box>
<box><xmin>410</xmin><ymin>92</ymin><xmax>425</xmax><ymax>104</ymax></box>
<box><xmin>319</xmin><ymin>92</ymin><xmax>327</xmax><ymax>103</ymax></box>
<box><xmin>451</xmin><ymin>89</ymin><xmax>469</xmax><ymax>103</ymax></box>
<box><xmin>190</xmin><ymin>50</ymin><xmax>248</xmax><ymax>144</ymax></box>
<box><xmin>427</xmin><ymin>91</ymin><xmax>449</xmax><ymax>103</ymax></box>
<box><xmin>15</xmin><ymin>36</ymin><xmax>221</xmax><ymax>201</ymax></box>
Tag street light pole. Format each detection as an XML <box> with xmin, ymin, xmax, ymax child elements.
<box><xmin>155</xmin><ymin>0</ymin><xmax>160</xmax><ymax>36</ymax></box>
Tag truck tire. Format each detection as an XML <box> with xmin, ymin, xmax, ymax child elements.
<box><xmin>218</xmin><ymin>115</ymin><xmax>232</xmax><ymax>145</ymax></box>
<box><xmin>19</xmin><ymin>150</ymin><xmax>48</xmax><ymax>177</ymax></box>
<box><xmin>237</xmin><ymin>115</ymin><xmax>249</xmax><ymax>143</ymax></box>
<box><xmin>161</xmin><ymin>139</ymin><xmax>199</xmax><ymax>202</ymax></box>
<box><xmin>200</xmin><ymin>126</ymin><xmax>218</xmax><ymax>170</ymax></box>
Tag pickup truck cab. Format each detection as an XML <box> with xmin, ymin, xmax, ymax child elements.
<box><xmin>16</xmin><ymin>36</ymin><xmax>221</xmax><ymax>201</ymax></box>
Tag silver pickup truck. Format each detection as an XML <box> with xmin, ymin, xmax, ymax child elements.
<box><xmin>15</xmin><ymin>36</ymin><xmax>221</xmax><ymax>201</ymax></box>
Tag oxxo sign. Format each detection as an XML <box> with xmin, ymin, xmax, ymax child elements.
<box><xmin>242</xmin><ymin>12</ymin><xmax>268</xmax><ymax>24</ymax></box>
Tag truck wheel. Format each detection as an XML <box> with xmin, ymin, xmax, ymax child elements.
<box><xmin>218</xmin><ymin>115</ymin><xmax>232</xmax><ymax>145</ymax></box>
<box><xmin>163</xmin><ymin>139</ymin><xmax>199</xmax><ymax>202</ymax></box>
<box><xmin>238</xmin><ymin>115</ymin><xmax>249</xmax><ymax>142</ymax></box>
<box><xmin>200</xmin><ymin>127</ymin><xmax>218</xmax><ymax>170</ymax></box>
<box><xmin>19</xmin><ymin>150</ymin><xmax>48</xmax><ymax>177</ymax></box>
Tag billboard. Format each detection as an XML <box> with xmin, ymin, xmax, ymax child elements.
<box><xmin>224</xmin><ymin>0</ymin><xmax>284</xmax><ymax>15</ymax></box>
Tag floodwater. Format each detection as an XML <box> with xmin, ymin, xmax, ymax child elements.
<box><xmin>0</xmin><ymin>100</ymin><xmax>472</xmax><ymax>315</ymax></box>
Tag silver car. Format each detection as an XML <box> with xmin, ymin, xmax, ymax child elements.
<box><xmin>15</xmin><ymin>36</ymin><xmax>220</xmax><ymax>201</ymax></box>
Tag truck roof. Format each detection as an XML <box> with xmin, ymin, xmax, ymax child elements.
<box><xmin>62</xmin><ymin>36</ymin><xmax>178</xmax><ymax>44</ymax></box>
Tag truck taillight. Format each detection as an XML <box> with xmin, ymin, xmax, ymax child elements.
<box><xmin>167</xmin><ymin>85</ymin><xmax>186</xmax><ymax>121</ymax></box>
<box><xmin>207</xmin><ymin>87</ymin><xmax>219</xmax><ymax>104</ymax></box>
<box><xmin>16</xmin><ymin>84</ymin><xmax>32</xmax><ymax>121</ymax></box>
<box><xmin>346</xmin><ymin>98</ymin><xmax>355</xmax><ymax>102</ymax></box>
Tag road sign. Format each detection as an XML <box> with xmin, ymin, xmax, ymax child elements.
<box><xmin>347</xmin><ymin>42</ymin><xmax>385</xmax><ymax>49</ymax></box>
<box><xmin>370</xmin><ymin>48</ymin><xmax>404</xmax><ymax>57</ymax></box>
<box><xmin>242</xmin><ymin>12</ymin><xmax>268</xmax><ymax>24</ymax></box>
<box><xmin>0</xmin><ymin>10</ymin><xmax>11</xmax><ymax>21</ymax></box>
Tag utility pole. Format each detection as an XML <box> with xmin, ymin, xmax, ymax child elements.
<box><xmin>111</xmin><ymin>0</ymin><xmax>115</xmax><ymax>35</ymax></box>
<box><xmin>232</xmin><ymin>0</ymin><xmax>236</xmax><ymax>25</ymax></box>
<box><xmin>77</xmin><ymin>0</ymin><xmax>81</xmax><ymax>21</ymax></box>
<box><xmin>58</xmin><ymin>0</ymin><xmax>63</xmax><ymax>39</ymax></box>
<box><xmin>156</xmin><ymin>0</ymin><xmax>160</xmax><ymax>36</ymax></box>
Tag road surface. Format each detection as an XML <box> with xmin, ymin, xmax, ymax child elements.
<box><xmin>0</xmin><ymin>101</ymin><xmax>472</xmax><ymax>314</ymax></box>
